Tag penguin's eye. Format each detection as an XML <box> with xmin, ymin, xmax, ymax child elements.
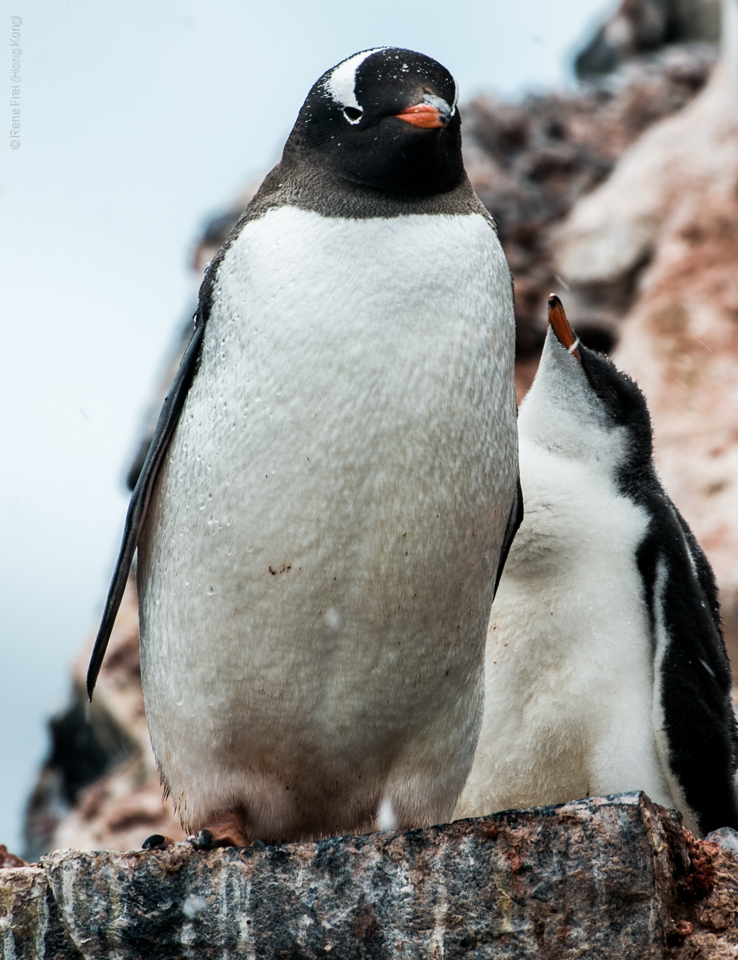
<box><xmin>343</xmin><ymin>106</ymin><xmax>362</xmax><ymax>124</ymax></box>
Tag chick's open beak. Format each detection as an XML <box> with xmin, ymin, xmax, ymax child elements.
<box><xmin>396</xmin><ymin>94</ymin><xmax>453</xmax><ymax>129</ymax></box>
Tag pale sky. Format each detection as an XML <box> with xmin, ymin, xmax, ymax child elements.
<box><xmin>0</xmin><ymin>0</ymin><xmax>613</xmax><ymax>853</ymax></box>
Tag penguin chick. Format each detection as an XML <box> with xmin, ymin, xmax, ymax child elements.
<box><xmin>87</xmin><ymin>48</ymin><xmax>521</xmax><ymax>845</ymax></box>
<box><xmin>455</xmin><ymin>296</ymin><xmax>738</xmax><ymax>836</ymax></box>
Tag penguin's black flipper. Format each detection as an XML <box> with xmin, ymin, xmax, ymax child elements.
<box><xmin>645</xmin><ymin>505</ymin><xmax>738</xmax><ymax>834</ymax></box>
<box><xmin>493</xmin><ymin>476</ymin><xmax>524</xmax><ymax>598</ymax></box>
<box><xmin>86</xmin><ymin>321</ymin><xmax>205</xmax><ymax>701</ymax></box>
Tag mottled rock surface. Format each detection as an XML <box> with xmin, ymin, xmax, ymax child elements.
<box><xmin>0</xmin><ymin>848</ymin><xmax>26</xmax><ymax>870</ymax></box>
<box><xmin>551</xmin><ymin>63</ymin><xmax>738</xmax><ymax>316</ymax></box>
<box><xmin>6</xmin><ymin>794</ymin><xmax>738</xmax><ymax>960</ymax></box>
<box><xmin>464</xmin><ymin>42</ymin><xmax>716</xmax><ymax>360</ymax></box>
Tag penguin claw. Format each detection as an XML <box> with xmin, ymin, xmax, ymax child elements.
<box><xmin>190</xmin><ymin>808</ymin><xmax>249</xmax><ymax>848</ymax></box>
<box><xmin>192</xmin><ymin>828</ymin><xmax>215</xmax><ymax>850</ymax></box>
<box><xmin>142</xmin><ymin>834</ymin><xmax>172</xmax><ymax>850</ymax></box>
<box><xmin>190</xmin><ymin>826</ymin><xmax>254</xmax><ymax>850</ymax></box>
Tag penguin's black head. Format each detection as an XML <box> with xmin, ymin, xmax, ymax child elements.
<box><xmin>520</xmin><ymin>295</ymin><xmax>654</xmax><ymax>468</ymax></box>
<box><xmin>286</xmin><ymin>47</ymin><xmax>463</xmax><ymax>195</ymax></box>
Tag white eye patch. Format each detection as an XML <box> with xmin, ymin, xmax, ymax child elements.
<box><xmin>325</xmin><ymin>47</ymin><xmax>387</xmax><ymax>123</ymax></box>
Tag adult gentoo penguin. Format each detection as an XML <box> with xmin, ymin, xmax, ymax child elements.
<box><xmin>88</xmin><ymin>48</ymin><xmax>521</xmax><ymax>846</ymax></box>
<box><xmin>455</xmin><ymin>296</ymin><xmax>738</xmax><ymax>837</ymax></box>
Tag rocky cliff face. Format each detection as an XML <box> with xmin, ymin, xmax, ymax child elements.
<box><xmin>464</xmin><ymin>40</ymin><xmax>716</xmax><ymax>369</ymax></box>
<box><xmin>4</xmin><ymin>794</ymin><xmax>738</xmax><ymax>959</ymax></box>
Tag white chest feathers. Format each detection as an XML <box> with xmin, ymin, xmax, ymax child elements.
<box><xmin>455</xmin><ymin>427</ymin><xmax>679</xmax><ymax>822</ymax></box>
<box><xmin>136</xmin><ymin>206</ymin><xmax>518</xmax><ymax>841</ymax></box>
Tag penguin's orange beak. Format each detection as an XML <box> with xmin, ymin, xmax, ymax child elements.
<box><xmin>396</xmin><ymin>103</ymin><xmax>446</xmax><ymax>128</ymax></box>
<box><xmin>548</xmin><ymin>294</ymin><xmax>582</xmax><ymax>366</ymax></box>
<box><xmin>396</xmin><ymin>95</ymin><xmax>453</xmax><ymax>129</ymax></box>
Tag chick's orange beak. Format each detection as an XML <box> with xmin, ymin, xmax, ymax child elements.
<box><xmin>548</xmin><ymin>294</ymin><xmax>583</xmax><ymax>366</ymax></box>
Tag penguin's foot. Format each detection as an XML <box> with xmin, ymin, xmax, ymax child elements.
<box><xmin>191</xmin><ymin>829</ymin><xmax>216</xmax><ymax>850</ymax></box>
<box><xmin>142</xmin><ymin>834</ymin><xmax>174</xmax><ymax>850</ymax></box>
<box><xmin>190</xmin><ymin>808</ymin><xmax>249</xmax><ymax>848</ymax></box>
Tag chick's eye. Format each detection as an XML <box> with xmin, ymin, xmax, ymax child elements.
<box><xmin>343</xmin><ymin>107</ymin><xmax>362</xmax><ymax>123</ymax></box>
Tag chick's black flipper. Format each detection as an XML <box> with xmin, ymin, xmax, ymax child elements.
<box><xmin>642</xmin><ymin>500</ymin><xmax>738</xmax><ymax>834</ymax></box>
<box><xmin>671</xmin><ymin>502</ymin><xmax>723</xmax><ymax>632</ymax></box>
<box><xmin>86</xmin><ymin>320</ymin><xmax>205</xmax><ymax>700</ymax></box>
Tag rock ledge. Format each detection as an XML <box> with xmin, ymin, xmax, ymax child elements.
<box><xmin>2</xmin><ymin>793</ymin><xmax>737</xmax><ymax>959</ymax></box>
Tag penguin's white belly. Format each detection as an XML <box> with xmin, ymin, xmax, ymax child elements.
<box><xmin>138</xmin><ymin>207</ymin><xmax>517</xmax><ymax>839</ymax></box>
<box><xmin>455</xmin><ymin>437</ymin><xmax>675</xmax><ymax>820</ymax></box>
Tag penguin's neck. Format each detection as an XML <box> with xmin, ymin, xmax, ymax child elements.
<box><xmin>246</xmin><ymin>157</ymin><xmax>490</xmax><ymax>222</ymax></box>
<box><xmin>518</xmin><ymin>384</ymin><xmax>627</xmax><ymax>469</ymax></box>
